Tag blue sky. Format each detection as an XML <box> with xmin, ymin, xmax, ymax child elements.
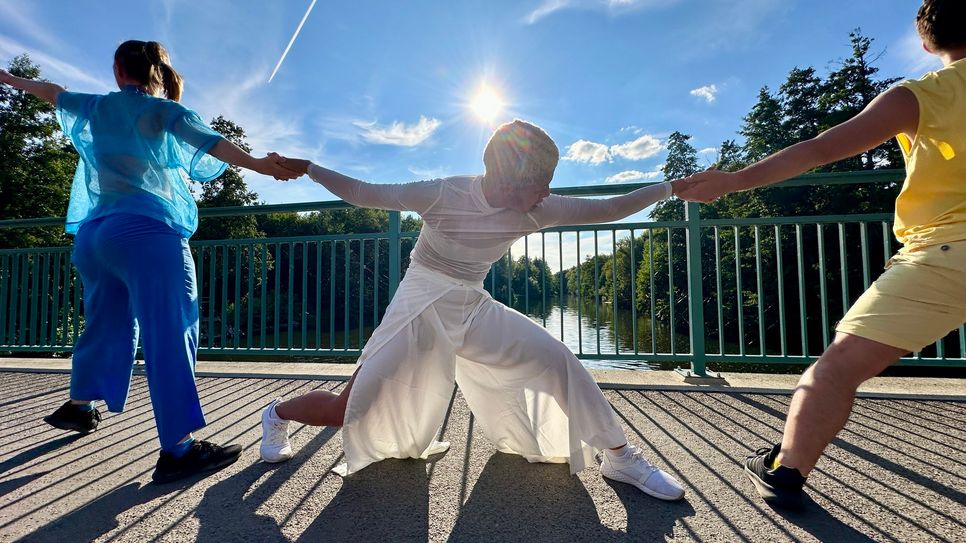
<box><xmin>0</xmin><ymin>0</ymin><xmax>938</xmax><ymax>209</ymax></box>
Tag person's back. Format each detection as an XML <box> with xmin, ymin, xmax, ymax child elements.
<box><xmin>59</xmin><ymin>86</ymin><xmax>224</xmax><ymax>237</ymax></box>
<box><xmin>894</xmin><ymin>57</ymin><xmax>966</xmax><ymax>250</ymax></box>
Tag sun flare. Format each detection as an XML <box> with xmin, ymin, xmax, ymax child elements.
<box><xmin>469</xmin><ymin>85</ymin><xmax>504</xmax><ymax>123</ymax></box>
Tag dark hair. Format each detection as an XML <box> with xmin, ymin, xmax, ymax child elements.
<box><xmin>482</xmin><ymin>119</ymin><xmax>559</xmax><ymax>183</ymax></box>
<box><xmin>114</xmin><ymin>40</ymin><xmax>184</xmax><ymax>101</ymax></box>
<box><xmin>916</xmin><ymin>0</ymin><xmax>966</xmax><ymax>52</ymax></box>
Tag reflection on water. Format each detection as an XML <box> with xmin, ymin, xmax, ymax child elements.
<box><xmin>521</xmin><ymin>297</ymin><xmax>683</xmax><ymax>371</ymax></box>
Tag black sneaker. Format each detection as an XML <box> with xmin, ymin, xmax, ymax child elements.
<box><xmin>151</xmin><ymin>440</ymin><xmax>242</xmax><ymax>484</ymax></box>
<box><xmin>43</xmin><ymin>401</ymin><xmax>101</xmax><ymax>433</ymax></box>
<box><xmin>743</xmin><ymin>444</ymin><xmax>806</xmax><ymax>509</ymax></box>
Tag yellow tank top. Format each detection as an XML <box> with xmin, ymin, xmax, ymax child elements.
<box><xmin>895</xmin><ymin>58</ymin><xmax>966</xmax><ymax>252</ymax></box>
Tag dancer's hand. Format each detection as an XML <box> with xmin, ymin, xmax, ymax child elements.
<box><xmin>269</xmin><ymin>153</ymin><xmax>311</xmax><ymax>176</ymax></box>
<box><xmin>254</xmin><ymin>154</ymin><xmax>300</xmax><ymax>181</ymax></box>
<box><xmin>675</xmin><ymin>166</ymin><xmax>740</xmax><ymax>203</ymax></box>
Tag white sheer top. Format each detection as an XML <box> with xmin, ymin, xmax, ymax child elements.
<box><xmin>307</xmin><ymin>164</ymin><xmax>672</xmax><ymax>282</ymax></box>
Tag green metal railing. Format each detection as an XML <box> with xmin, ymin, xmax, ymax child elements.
<box><xmin>1</xmin><ymin>169</ymin><xmax>963</xmax><ymax>373</ymax></box>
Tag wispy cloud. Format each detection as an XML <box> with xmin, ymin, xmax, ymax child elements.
<box><xmin>690</xmin><ymin>84</ymin><xmax>718</xmax><ymax>103</ymax></box>
<box><xmin>0</xmin><ymin>2</ymin><xmax>60</xmax><ymax>51</ymax></box>
<box><xmin>0</xmin><ymin>35</ymin><xmax>112</xmax><ymax>92</ymax></box>
<box><xmin>605</xmin><ymin>169</ymin><xmax>661</xmax><ymax>183</ymax></box>
<box><xmin>355</xmin><ymin>116</ymin><xmax>441</xmax><ymax>147</ymax></box>
<box><xmin>524</xmin><ymin>0</ymin><xmax>679</xmax><ymax>25</ymax></box>
<box><xmin>895</xmin><ymin>29</ymin><xmax>942</xmax><ymax>74</ymax></box>
<box><xmin>565</xmin><ymin>134</ymin><xmax>662</xmax><ymax>164</ymax></box>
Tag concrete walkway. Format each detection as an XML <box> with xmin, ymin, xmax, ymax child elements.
<box><xmin>0</xmin><ymin>363</ymin><xmax>964</xmax><ymax>542</ymax></box>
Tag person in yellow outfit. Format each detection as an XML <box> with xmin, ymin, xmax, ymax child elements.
<box><xmin>677</xmin><ymin>0</ymin><xmax>966</xmax><ymax>509</ymax></box>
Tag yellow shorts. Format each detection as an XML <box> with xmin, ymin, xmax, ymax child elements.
<box><xmin>835</xmin><ymin>240</ymin><xmax>966</xmax><ymax>352</ymax></box>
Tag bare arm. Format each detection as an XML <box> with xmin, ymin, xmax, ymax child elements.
<box><xmin>678</xmin><ymin>86</ymin><xmax>919</xmax><ymax>202</ymax></box>
<box><xmin>207</xmin><ymin>139</ymin><xmax>298</xmax><ymax>180</ymax></box>
<box><xmin>536</xmin><ymin>180</ymin><xmax>683</xmax><ymax>226</ymax></box>
<box><xmin>0</xmin><ymin>68</ymin><xmax>64</xmax><ymax>105</ymax></box>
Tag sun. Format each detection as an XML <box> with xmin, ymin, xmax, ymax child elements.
<box><xmin>469</xmin><ymin>85</ymin><xmax>504</xmax><ymax>123</ymax></box>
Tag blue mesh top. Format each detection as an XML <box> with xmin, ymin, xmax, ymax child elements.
<box><xmin>56</xmin><ymin>85</ymin><xmax>227</xmax><ymax>237</ymax></box>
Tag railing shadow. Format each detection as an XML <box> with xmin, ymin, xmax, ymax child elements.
<box><xmin>449</xmin><ymin>452</ymin><xmax>694</xmax><ymax>542</ymax></box>
<box><xmin>0</xmin><ymin>433</ymin><xmax>84</xmax><ymax>478</ymax></box>
<box><xmin>14</xmin><ymin>480</ymin><xmax>188</xmax><ymax>543</ymax></box>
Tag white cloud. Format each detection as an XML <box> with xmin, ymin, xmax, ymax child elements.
<box><xmin>698</xmin><ymin>147</ymin><xmax>718</xmax><ymax>155</ymax></box>
<box><xmin>525</xmin><ymin>0</ymin><xmax>680</xmax><ymax>24</ymax></box>
<box><xmin>566</xmin><ymin>134</ymin><xmax>662</xmax><ymax>164</ymax></box>
<box><xmin>610</xmin><ymin>134</ymin><xmax>662</xmax><ymax>160</ymax></box>
<box><xmin>565</xmin><ymin>139</ymin><xmax>612</xmax><ymax>165</ymax></box>
<box><xmin>605</xmin><ymin>169</ymin><xmax>661</xmax><ymax>183</ymax></box>
<box><xmin>0</xmin><ymin>2</ymin><xmax>60</xmax><ymax>51</ymax></box>
<box><xmin>895</xmin><ymin>29</ymin><xmax>942</xmax><ymax>74</ymax></box>
<box><xmin>0</xmin><ymin>36</ymin><xmax>112</xmax><ymax>92</ymax></box>
<box><xmin>355</xmin><ymin>116</ymin><xmax>441</xmax><ymax>147</ymax></box>
<box><xmin>690</xmin><ymin>84</ymin><xmax>718</xmax><ymax>103</ymax></box>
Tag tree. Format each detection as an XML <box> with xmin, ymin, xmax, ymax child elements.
<box><xmin>0</xmin><ymin>55</ymin><xmax>76</xmax><ymax>248</ymax></box>
<box><xmin>779</xmin><ymin>67</ymin><xmax>824</xmax><ymax>144</ymax></box>
<box><xmin>193</xmin><ymin>116</ymin><xmax>262</xmax><ymax>240</ymax></box>
<box><xmin>739</xmin><ymin>87</ymin><xmax>785</xmax><ymax>163</ymax></box>
<box><xmin>820</xmin><ymin>29</ymin><xmax>902</xmax><ymax>171</ymax></box>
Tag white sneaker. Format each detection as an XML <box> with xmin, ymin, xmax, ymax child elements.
<box><xmin>260</xmin><ymin>399</ymin><xmax>292</xmax><ymax>463</ymax></box>
<box><xmin>600</xmin><ymin>445</ymin><xmax>685</xmax><ymax>501</ymax></box>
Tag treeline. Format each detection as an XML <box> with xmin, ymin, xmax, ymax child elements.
<box><xmin>555</xmin><ymin>30</ymin><xmax>917</xmax><ymax>357</ymax></box>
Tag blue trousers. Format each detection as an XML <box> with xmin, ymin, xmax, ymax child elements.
<box><xmin>70</xmin><ymin>213</ymin><xmax>206</xmax><ymax>451</ymax></box>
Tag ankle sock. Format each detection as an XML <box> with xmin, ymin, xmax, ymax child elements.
<box><xmin>71</xmin><ymin>401</ymin><xmax>95</xmax><ymax>412</ymax></box>
<box><xmin>605</xmin><ymin>446</ymin><xmax>631</xmax><ymax>461</ymax></box>
<box><xmin>167</xmin><ymin>437</ymin><xmax>195</xmax><ymax>459</ymax></box>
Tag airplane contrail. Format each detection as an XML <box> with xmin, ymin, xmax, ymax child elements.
<box><xmin>268</xmin><ymin>0</ymin><xmax>318</xmax><ymax>83</ymax></box>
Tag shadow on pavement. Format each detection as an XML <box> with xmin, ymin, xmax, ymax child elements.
<box><xmin>449</xmin><ymin>452</ymin><xmax>695</xmax><ymax>542</ymax></box>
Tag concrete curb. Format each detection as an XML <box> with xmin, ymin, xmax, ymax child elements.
<box><xmin>3</xmin><ymin>357</ymin><xmax>964</xmax><ymax>400</ymax></box>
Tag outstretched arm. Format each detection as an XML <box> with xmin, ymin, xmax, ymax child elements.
<box><xmin>537</xmin><ymin>179</ymin><xmax>684</xmax><ymax>227</ymax></box>
<box><xmin>206</xmin><ymin>140</ymin><xmax>298</xmax><ymax>180</ymax></box>
<box><xmin>0</xmin><ymin>68</ymin><xmax>64</xmax><ymax>105</ymax></box>
<box><xmin>275</xmin><ymin>157</ymin><xmax>439</xmax><ymax>213</ymax></box>
<box><xmin>677</xmin><ymin>86</ymin><xmax>919</xmax><ymax>203</ymax></box>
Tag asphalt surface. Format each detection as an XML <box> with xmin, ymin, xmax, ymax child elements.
<box><xmin>0</xmin><ymin>371</ymin><xmax>963</xmax><ymax>542</ymax></box>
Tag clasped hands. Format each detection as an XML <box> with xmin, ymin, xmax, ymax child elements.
<box><xmin>672</xmin><ymin>165</ymin><xmax>740</xmax><ymax>203</ymax></box>
<box><xmin>256</xmin><ymin>152</ymin><xmax>310</xmax><ymax>181</ymax></box>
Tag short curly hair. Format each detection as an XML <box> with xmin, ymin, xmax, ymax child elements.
<box><xmin>916</xmin><ymin>0</ymin><xmax>966</xmax><ymax>52</ymax></box>
<box><xmin>482</xmin><ymin>119</ymin><xmax>559</xmax><ymax>184</ymax></box>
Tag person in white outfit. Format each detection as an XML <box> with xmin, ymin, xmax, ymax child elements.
<box><xmin>260</xmin><ymin>119</ymin><xmax>686</xmax><ymax>501</ymax></box>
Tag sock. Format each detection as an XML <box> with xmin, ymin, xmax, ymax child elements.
<box><xmin>167</xmin><ymin>437</ymin><xmax>195</xmax><ymax>459</ymax></box>
<box><xmin>269</xmin><ymin>403</ymin><xmax>283</xmax><ymax>421</ymax></box>
<box><xmin>605</xmin><ymin>446</ymin><xmax>631</xmax><ymax>461</ymax></box>
<box><xmin>71</xmin><ymin>401</ymin><xmax>95</xmax><ymax>411</ymax></box>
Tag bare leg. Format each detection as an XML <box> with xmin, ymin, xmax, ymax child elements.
<box><xmin>776</xmin><ymin>332</ymin><xmax>906</xmax><ymax>476</ymax></box>
<box><xmin>274</xmin><ymin>371</ymin><xmax>357</xmax><ymax>427</ymax></box>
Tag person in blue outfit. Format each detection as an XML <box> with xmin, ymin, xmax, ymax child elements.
<box><xmin>0</xmin><ymin>40</ymin><xmax>296</xmax><ymax>483</ymax></box>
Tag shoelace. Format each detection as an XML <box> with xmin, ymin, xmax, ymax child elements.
<box><xmin>750</xmin><ymin>447</ymin><xmax>773</xmax><ymax>459</ymax></box>
<box><xmin>627</xmin><ymin>447</ymin><xmax>657</xmax><ymax>472</ymax></box>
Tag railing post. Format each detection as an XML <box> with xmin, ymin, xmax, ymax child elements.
<box><xmin>681</xmin><ymin>200</ymin><xmax>711</xmax><ymax>378</ymax></box>
<box><xmin>388</xmin><ymin>211</ymin><xmax>401</xmax><ymax>299</ymax></box>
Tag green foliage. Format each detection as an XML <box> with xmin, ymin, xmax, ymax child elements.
<box><xmin>0</xmin><ymin>55</ymin><xmax>76</xmax><ymax>248</ymax></box>
<box><xmin>193</xmin><ymin>116</ymin><xmax>262</xmax><ymax>240</ymax></box>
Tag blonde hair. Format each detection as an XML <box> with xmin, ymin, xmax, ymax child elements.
<box><xmin>114</xmin><ymin>40</ymin><xmax>184</xmax><ymax>101</ymax></box>
<box><xmin>483</xmin><ymin>119</ymin><xmax>559</xmax><ymax>184</ymax></box>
